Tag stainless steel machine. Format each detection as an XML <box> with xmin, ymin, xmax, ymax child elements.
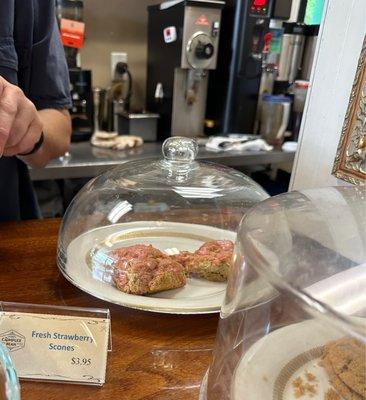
<box><xmin>205</xmin><ymin>0</ymin><xmax>293</xmax><ymax>135</ymax></box>
<box><xmin>276</xmin><ymin>22</ymin><xmax>306</xmax><ymax>85</ymax></box>
<box><xmin>146</xmin><ymin>0</ymin><xmax>224</xmax><ymax>140</ymax></box>
<box><xmin>300</xmin><ymin>24</ymin><xmax>319</xmax><ymax>80</ymax></box>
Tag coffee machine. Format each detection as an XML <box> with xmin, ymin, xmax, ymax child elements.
<box><xmin>275</xmin><ymin>22</ymin><xmax>306</xmax><ymax>87</ymax></box>
<box><xmin>69</xmin><ymin>69</ymin><xmax>94</xmax><ymax>142</ymax></box>
<box><xmin>205</xmin><ymin>0</ymin><xmax>278</xmax><ymax>134</ymax></box>
<box><xmin>205</xmin><ymin>0</ymin><xmax>297</xmax><ymax>135</ymax></box>
<box><xmin>146</xmin><ymin>0</ymin><xmax>224</xmax><ymax>140</ymax></box>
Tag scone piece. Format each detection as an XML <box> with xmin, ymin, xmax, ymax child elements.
<box><xmin>180</xmin><ymin>240</ymin><xmax>234</xmax><ymax>282</ymax></box>
<box><xmin>325</xmin><ymin>388</ymin><xmax>341</xmax><ymax>400</ymax></box>
<box><xmin>111</xmin><ymin>244</ymin><xmax>186</xmax><ymax>295</ymax></box>
<box><xmin>322</xmin><ymin>337</ymin><xmax>366</xmax><ymax>400</ymax></box>
<box><xmin>172</xmin><ymin>251</ymin><xmax>194</xmax><ymax>274</ymax></box>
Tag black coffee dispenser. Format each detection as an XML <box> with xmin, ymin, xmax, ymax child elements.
<box><xmin>205</xmin><ymin>0</ymin><xmax>276</xmax><ymax>134</ymax></box>
<box><xmin>69</xmin><ymin>69</ymin><xmax>94</xmax><ymax>142</ymax></box>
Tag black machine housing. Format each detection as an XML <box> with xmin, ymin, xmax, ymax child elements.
<box><xmin>205</xmin><ymin>0</ymin><xmax>276</xmax><ymax>134</ymax></box>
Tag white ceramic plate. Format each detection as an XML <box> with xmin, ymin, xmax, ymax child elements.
<box><xmin>232</xmin><ymin>319</ymin><xmax>347</xmax><ymax>400</ymax></box>
<box><xmin>63</xmin><ymin>221</ymin><xmax>236</xmax><ymax>314</ymax></box>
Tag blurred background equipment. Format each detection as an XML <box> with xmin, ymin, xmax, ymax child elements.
<box><xmin>206</xmin><ymin>0</ymin><xmax>278</xmax><ymax>135</ymax></box>
<box><xmin>68</xmin><ymin>69</ymin><xmax>94</xmax><ymax>142</ymax></box>
<box><xmin>291</xmin><ymin>79</ymin><xmax>309</xmax><ymax>140</ymax></box>
<box><xmin>300</xmin><ymin>24</ymin><xmax>319</xmax><ymax>80</ymax></box>
<box><xmin>146</xmin><ymin>0</ymin><xmax>224</xmax><ymax>140</ymax></box>
<box><xmin>56</xmin><ymin>0</ymin><xmax>94</xmax><ymax>142</ymax></box>
<box><xmin>205</xmin><ymin>0</ymin><xmax>323</xmax><ymax>138</ymax></box>
<box><xmin>275</xmin><ymin>22</ymin><xmax>306</xmax><ymax>86</ymax></box>
<box><xmin>260</xmin><ymin>94</ymin><xmax>291</xmax><ymax>146</ymax></box>
<box><xmin>55</xmin><ymin>0</ymin><xmax>84</xmax><ymax>68</ymax></box>
<box><xmin>103</xmin><ymin>58</ymin><xmax>133</xmax><ymax>133</ymax></box>
<box><xmin>118</xmin><ymin>112</ymin><xmax>159</xmax><ymax>142</ymax></box>
<box><xmin>35</xmin><ymin>0</ymin><xmax>328</xmax><ymax>218</ymax></box>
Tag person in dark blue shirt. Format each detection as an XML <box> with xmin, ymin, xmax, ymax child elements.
<box><xmin>0</xmin><ymin>0</ymin><xmax>72</xmax><ymax>221</ymax></box>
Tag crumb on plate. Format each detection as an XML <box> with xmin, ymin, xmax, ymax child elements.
<box><xmin>292</xmin><ymin>375</ymin><xmax>318</xmax><ymax>398</ymax></box>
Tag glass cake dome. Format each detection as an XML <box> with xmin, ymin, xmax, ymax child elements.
<box><xmin>200</xmin><ymin>186</ymin><xmax>366</xmax><ymax>399</ymax></box>
<box><xmin>57</xmin><ymin>137</ymin><xmax>268</xmax><ymax>314</ymax></box>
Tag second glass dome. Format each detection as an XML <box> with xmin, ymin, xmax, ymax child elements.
<box><xmin>57</xmin><ymin>137</ymin><xmax>268</xmax><ymax>313</ymax></box>
<box><xmin>200</xmin><ymin>186</ymin><xmax>366</xmax><ymax>399</ymax></box>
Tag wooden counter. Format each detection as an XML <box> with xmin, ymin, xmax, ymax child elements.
<box><xmin>0</xmin><ymin>219</ymin><xmax>219</xmax><ymax>399</ymax></box>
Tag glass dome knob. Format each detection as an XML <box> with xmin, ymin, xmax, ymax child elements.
<box><xmin>162</xmin><ymin>137</ymin><xmax>198</xmax><ymax>162</ymax></box>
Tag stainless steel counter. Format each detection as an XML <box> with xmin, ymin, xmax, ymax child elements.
<box><xmin>29</xmin><ymin>142</ymin><xmax>295</xmax><ymax>181</ymax></box>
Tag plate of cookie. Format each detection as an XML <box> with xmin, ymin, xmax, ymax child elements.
<box><xmin>231</xmin><ymin>319</ymin><xmax>366</xmax><ymax>400</ymax></box>
<box><xmin>62</xmin><ymin>221</ymin><xmax>236</xmax><ymax>314</ymax></box>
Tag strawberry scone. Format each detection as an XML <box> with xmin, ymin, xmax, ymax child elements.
<box><xmin>175</xmin><ymin>240</ymin><xmax>234</xmax><ymax>282</ymax></box>
<box><xmin>111</xmin><ymin>244</ymin><xmax>186</xmax><ymax>295</ymax></box>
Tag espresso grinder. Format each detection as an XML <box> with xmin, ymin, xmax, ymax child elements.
<box><xmin>146</xmin><ymin>0</ymin><xmax>224</xmax><ymax>140</ymax></box>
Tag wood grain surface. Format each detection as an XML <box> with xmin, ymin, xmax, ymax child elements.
<box><xmin>0</xmin><ymin>219</ymin><xmax>219</xmax><ymax>399</ymax></box>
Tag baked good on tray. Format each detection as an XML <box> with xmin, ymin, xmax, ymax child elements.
<box><xmin>322</xmin><ymin>337</ymin><xmax>366</xmax><ymax>400</ymax></box>
<box><xmin>111</xmin><ymin>245</ymin><xmax>186</xmax><ymax>295</ymax></box>
<box><xmin>325</xmin><ymin>388</ymin><xmax>341</xmax><ymax>400</ymax></box>
<box><xmin>174</xmin><ymin>240</ymin><xmax>234</xmax><ymax>282</ymax></box>
<box><xmin>109</xmin><ymin>239</ymin><xmax>234</xmax><ymax>295</ymax></box>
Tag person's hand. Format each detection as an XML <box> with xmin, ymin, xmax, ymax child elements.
<box><xmin>0</xmin><ymin>76</ymin><xmax>43</xmax><ymax>157</ymax></box>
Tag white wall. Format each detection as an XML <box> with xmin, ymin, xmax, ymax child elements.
<box><xmin>290</xmin><ymin>0</ymin><xmax>366</xmax><ymax>190</ymax></box>
<box><xmin>80</xmin><ymin>0</ymin><xmax>158</xmax><ymax>110</ymax></box>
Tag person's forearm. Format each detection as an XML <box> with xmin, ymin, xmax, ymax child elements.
<box><xmin>0</xmin><ymin>76</ymin><xmax>72</xmax><ymax>165</ymax></box>
<box><xmin>18</xmin><ymin>109</ymin><xmax>72</xmax><ymax>168</ymax></box>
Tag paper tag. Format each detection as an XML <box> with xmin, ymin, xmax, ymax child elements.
<box><xmin>60</xmin><ymin>18</ymin><xmax>85</xmax><ymax>49</ymax></box>
<box><xmin>0</xmin><ymin>312</ymin><xmax>110</xmax><ymax>385</ymax></box>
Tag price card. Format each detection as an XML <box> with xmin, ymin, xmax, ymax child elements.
<box><xmin>0</xmin><ymin>305</ymin><xmax>110</xmax><ymax>386</ymax></box>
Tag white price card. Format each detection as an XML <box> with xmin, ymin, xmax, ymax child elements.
<box><xmin>0</xmin><ymin>307</ymin><xmax>110</xmax><ymax>386</ymax></box>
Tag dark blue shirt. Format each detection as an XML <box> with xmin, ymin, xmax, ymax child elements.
<box><xmin>0</xmin><ymin>0</ymin><xmax>71</xmax><ymax>221</ymax></box>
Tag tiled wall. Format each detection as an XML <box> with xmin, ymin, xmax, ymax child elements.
<box><xmin>80</xmin><ymin>0</ymin><xmax>158</xmax><ymax>110</ymax></box>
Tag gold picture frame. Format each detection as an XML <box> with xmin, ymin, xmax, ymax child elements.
<box><xmin>332</xmin><ymin>36</ymin><xmax>366</xmax><ymax>185</ymax></box>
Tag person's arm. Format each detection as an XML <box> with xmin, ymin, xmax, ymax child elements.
<box><xmin>6</xmin><ymin>5</ymin><xmax>73</xmax><ymax>168</ymax></box>
<box><xmin>0</xmin><ymin>76</ymin><xmax>71</xmax><ymax>168</ymax></box>
<box><xmin>19</xmin><ymin>108</ymin><xmax>71</xmax><ymax>168</ymax></box>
